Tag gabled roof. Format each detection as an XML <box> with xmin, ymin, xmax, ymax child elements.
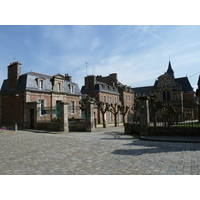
<box><xmin>175</xmin><ymin>77</ymin><xmax>194</xmax><ymax>93</ymax></box>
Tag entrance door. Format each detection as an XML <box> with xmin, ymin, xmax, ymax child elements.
<box><xmin>30</xmin><ymin>109</ymin><xmax>34</xmax><ymax>129</ymax></box>
<box><xmin>56</xmin><ymin>101</ymin><xmax>61</xmax><ymax>118</ymax></box>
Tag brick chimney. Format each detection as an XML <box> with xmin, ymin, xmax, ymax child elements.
<box><xmin>85</xmin><ymin>75</ymin><xmax>96</xmax><ymax>91</ymax></box>
<box><xmin>109</xmin><ymin>73</ymin><xmax>118</xmax><ymax>86</ymax></box>
<box><xmin>7</xmin><ymin>61</ymin><xmax>22</xmax><ymax>90</ymax></box>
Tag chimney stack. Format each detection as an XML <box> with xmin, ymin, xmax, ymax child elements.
<box><xmin>85</xmin><ymin>75</ymin><xmax>96</xmax><ymax>91</ymax></box>
<box><xmin>7</xmin><ymin>61</ymin><xmax>22</xmax><ymax>90</ymax></box>
<box><xmin>65</xmin><ymin>74</ymin><xmax>72</xmax><ymax>82</ymax></box>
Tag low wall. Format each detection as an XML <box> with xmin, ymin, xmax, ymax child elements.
<box><xmin>36</xmin><ymin>122</ymin><xmax>61</xmax><ymax>131</ymax></box>
<box><xmin>124</xmin><ymin>123</ymin><xmax>140</xmax><ymax>135</ymax></box>
<box><xmin>69</xmin><ymin>118</ymin><xmax>87</xmax><ymax>132</ymax></box>
<box><xmin>149</xmin><ymin>127</ymin><xmax>200</xmax><ymax>137</ymax></box>
<box><xmin>125</xmin><ymin>123</ymin><xmax>200</xmax><ymax>137</ymax></box>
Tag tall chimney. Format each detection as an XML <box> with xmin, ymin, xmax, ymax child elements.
<box><xmin>7</xmin><ymin>61</ymin><xmax>22</xmax><ymax>90</ymax></box>
<box><xmin>85</xmin><ymin>75</ymin><xmax>96</xmax><ymax>91</ymax></box>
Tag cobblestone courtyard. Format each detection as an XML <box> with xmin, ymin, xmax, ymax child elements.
<box><xmin>1</xmin><ymin>126</ymin><xmax>200</xmax><ymax>175</ymax></box>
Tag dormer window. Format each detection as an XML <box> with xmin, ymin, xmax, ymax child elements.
<box><xmin>39</xmin><ymin>80</ymin><xmax>43</xmax><ymax>89</ymax></box>
<box><xmin>69</xmin><ymin>84</ymin><xmax>75</xmax><ymax>93</ymax></box>
<box><xmin>71</xmin><ymin>85</ymin><xmax>74</xmax><ymax>93</ymax></box>
<box><xmin>36</xmin><ymin>78</ymin><xmax>45</xmax><ymax>90</ymax></box>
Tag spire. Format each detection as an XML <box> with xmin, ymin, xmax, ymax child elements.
<box><xmin>166</xmin><ymin>61</ymin><xmax>174</xmax><ymax>76</ymax></box>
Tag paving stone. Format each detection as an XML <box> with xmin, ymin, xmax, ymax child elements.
<box><xmin>1</xmin><ymin>127</ymin><xmax>200</xmax><ymax>175</ymax></box>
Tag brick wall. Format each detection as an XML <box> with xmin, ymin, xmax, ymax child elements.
<box><xmin>1</xmin><ymin>91</ymin><xmax>25</xmax><ymax>126</ymax></box>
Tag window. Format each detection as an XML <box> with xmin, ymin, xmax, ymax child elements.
<box><xmin>70</xmin><ymin>101</ymin><xmax>75</xmax><ymax>114</ymax></box>
<box><xmin>71</xmin><ymin>85</ymin><xmax>74</xmax><ymax>93</ymax></box>
<box><xmin>56</xmin><ymin>101</ymin><xmax>61</xmax><ymax>118</ymax></box>
<box><xmin>69</xmin><ymin>84</ymin><xmax>75</xmax><ymax>93</ymax></box>
<box><xmin>58</xmin><ymin>83</ymin><xmax>61</xmax><ymax>91</ymax></box>
<box><xmin>39</xmin><ymin>80</ymin><xmax>43</xmax><ymax>89</ymax></box>
<box><xmin>163</xmin><ymin>91</ymin><xmax>170</xmax><ymax>101</ymax></box>
<box><xmin>114</xmin><ymin>97</ymin><xmax>117</xmax><ymax>104</ymax></box>
<box><xmin>104</xmin><ymin>96</ymin><xmax>106</xmax><ymax>103</ymax></box>
<box><xmin>110</xmin><ymin>97</ymin><xmax>112</xmax><ymax>103</ymax></box>
<box><xmin>39</xmin><ymin>100</ymin><xmax>45</xmax><ymax>116</ymax></box>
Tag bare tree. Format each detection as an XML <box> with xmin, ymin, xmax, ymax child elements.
<box><xmin>109</xmin><ymin>103</ymin><xmax>121</xmax><ymax>127</ymax></box>
<box><xmin>97</xmin><ymin>101</ymin><xmax>110</xmax><ymax>128</ymax></box>
<box><xmin>149</xmin><ymin>94</ymin><xmax>163</xmax><ymax>126</ymax></box>
<box><xmin>120</xmin><ymin>105</ymin><xmax>130</xmax><ymax>126</ymax></box>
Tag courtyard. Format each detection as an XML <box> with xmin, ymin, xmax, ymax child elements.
<box><xmin>0</xmin><ymin>126</ymin><xmax>200</xmax><ymax>175</ymax></box>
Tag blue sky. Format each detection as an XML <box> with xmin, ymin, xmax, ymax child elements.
<box><xmin>0</xmin><ymin>25</ymin><xmax>200</xmax><ymax>91</ymax></box>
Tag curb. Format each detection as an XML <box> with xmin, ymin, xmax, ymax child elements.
<box><xmin>140</xmin><ymin>136</ymin><xmax>200</xmax><ymax>143</ymax></box>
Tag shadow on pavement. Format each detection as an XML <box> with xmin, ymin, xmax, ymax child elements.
<box><xmin>112</xmin><ymin>139</ymin><xmax>200</xmax><ymax>156</ymax></box>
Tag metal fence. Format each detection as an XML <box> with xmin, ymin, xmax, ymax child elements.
<box><xmin>149</xmin><ymin>100</ymin><xmax>200</xmax><ymax>127</ymax></box>
<box><xmin>37</xmin><ymin>105</ymin><xmax>83</xmax><ymax>123</ymax></box>
<box><xmin>37</xmin><ymin>107</ymin><xmax>57</xmax><ymax>123</ymax></box>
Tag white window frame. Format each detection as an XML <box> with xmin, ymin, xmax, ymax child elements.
<box><xmin>39</xmin><ymin>80</ymin><xmax>43</xmax><ymax>90</ymax></box>
<box><xmin>39</xmin><ymin>99</ymin><xmax>45</xmax><ymax>116</ymax></box>
<box><xmin>70</xmin><ymin>101</ymin><xmax>76</xmax><ymax>115</ymax></box>
<box><xmin>58</xmin><ymin>83</ymin><xmax>61</xmax><ymax>91</ymax></box>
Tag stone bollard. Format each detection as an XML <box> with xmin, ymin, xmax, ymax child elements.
<box><xmin>59</xmin><ymin>102</ymin><xmax>69</xmax><ymax>132</ymax></box>
<box><xmin>86</xmin><ymin>100</ymin><xmax>95</xmax><ymax>132</ymax></box>
<box><xmin>138</xmin><ymin>96</ymin><xmax>150</xmax><ymax>136</ymax></box>
<box><xmin>14</xmin><ymin>123</ymin><xmax>18</xmax><ymax>131</ymax></box>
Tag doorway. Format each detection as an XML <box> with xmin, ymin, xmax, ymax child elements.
<box><xmin>30</xmin><ymin>109</ymin><xmax>34</xmax><ymax>129</ymax></box>
<box><xmin>56</xmin><ymin>101</ymin><xmax>61</xmax><ymax>118</ymax></box>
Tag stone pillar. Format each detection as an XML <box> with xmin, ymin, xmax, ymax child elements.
<box><xmin>60</xmin><ymin>102</ymin><xmax>69</xmax><ymax>132</ymax></box>
<box><xmin>23</xmin><ymin>102</ymin><xmax>40</xmax><ymax>129</ymax></box>
<box><xmin>86</xmin><ymin>101</ymin><xmax>95</xmax><ymax>132</ymax></box>
<box><xmin>139</xmin><ymin>96</ymin><xmax>150</xmax><ymax>136</ymax></box>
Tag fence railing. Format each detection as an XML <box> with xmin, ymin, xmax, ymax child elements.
<box><xmin>149</xmin><ymin>100</ymin><xmax>199</xmax><ymax>127</ymax></box>
<box><xmin>37</xmin><ymin>106</ymin><xmax>83</xmax><ymax>123</ymax></box>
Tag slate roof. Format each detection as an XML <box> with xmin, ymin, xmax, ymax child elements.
<box><xmin>0</xmin><ymin>71</ymin><xmax>81</xmax><ymax>95</ymax></box>
<box><xmin>132</xmin><ymin>76</ymin><xmax>194</xmax><ymax>97</ymax></box>
<box><xmin>81</xmin><ymin>81</ymin><xmax>119</xmax><ymax>95</ymax></box>
<box><xmin>132</xmin><ymin>86</ymin><xmax>154</xmax><ymax>97</ymax></box>
<box><xmin>175</xmin><ymin>77</ymin><xmax>194</xmax><ymax>93</ymax></box>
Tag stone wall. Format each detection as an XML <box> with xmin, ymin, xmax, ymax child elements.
<box><xmin>124</xmin><ymin>123</ymin><xmax>200</xmax><ymax>136</ymax></box>
<box><xmin>149</xmin><ymin>127</ymin><xmax>200</xmax><ymax>136</ymax></box>
<box><xmin>69</xmin><ymin>118</ymin><xmax>87</xmax><ymax>132</ymax></box>
<box><xmin>124</xmin><ymin>123</ymin><xmax>140</xmax><ymax>135</ymax></box>
<box><xmin>36</xmin><ymin>122</ymin><xmax>61</xmax><ymax>131</ymax></box>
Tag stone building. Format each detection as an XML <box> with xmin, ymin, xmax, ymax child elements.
<box><xmin>132</xmin><ymin>61</ymin><xmax>196</xmax><ymax>120</ymax></box>
<box><xmin>133</xmin><ymin>61</ymin><xmax>194</xmax><ymax>100</ymax></box>
<box><xmin>0</xmin><ymin>61</ymin><xmax>81</xmax><ymax>127</ymax></box>
<box><xmin>81</xmin><ymin>73</ymin><xmax>134</xmax><ymax>124</ymax></box>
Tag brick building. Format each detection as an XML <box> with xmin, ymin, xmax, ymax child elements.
<box><xmin>81</xmin><ymin>73</ymin><xmax>134</xmax><ymax>124</ymax></box>
<box><xmin>0</xmin><ymin>62</ymin><xmax>81</xmax><ymax>127</ymax></box>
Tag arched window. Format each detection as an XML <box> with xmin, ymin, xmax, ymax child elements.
<box><xmin>163</xmin><ymin>90</ymin><xmax>170</xmax><ymax>101</ymax></box>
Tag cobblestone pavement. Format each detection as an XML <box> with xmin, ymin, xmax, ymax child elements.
<box><xmin>1</xmin><ymin>126</ymin><xmax>200</xmax><ymax>175</ymax></box>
